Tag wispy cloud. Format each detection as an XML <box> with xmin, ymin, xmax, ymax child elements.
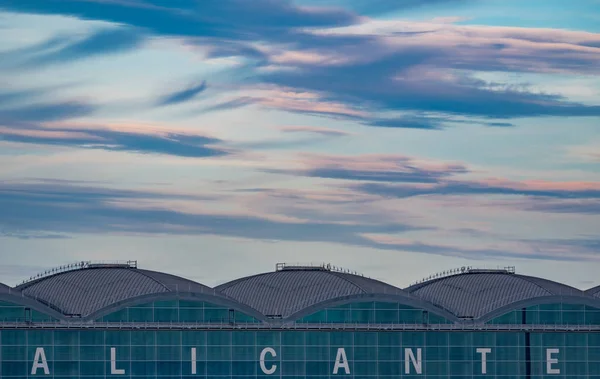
<box><xmin>0</xmin><ymin>0</ymin><xmax>358</xmax><ymax>42</ymax></box>
<box><xmin>0</xmin><ymin>125</ymin><xmax>228</xmax><ymax>158</ymax></box>
<box><xmin>498</xmin><ymin>199</ymin><xmax>600</xmax><ymax>215</ymax></box>
<box><xmin>4</xmin><ymin>1</ymin><xmax>599</xmax><ymax>126</ymax></box>
<box><xmin>0</xmin><ymin>27</ymin><xmax>144</xmax><ymax>69</ymax></box>
<box><xmin>0</xmin><ymin>180</ymin><xmax>421</xmax><ymax>248</ymax></box>
<box><xmin>265</xmin><ymin>153</ymin><xmax>469</xmax><ymax>183</ymax></box>
<box><xmin>0</xmin><ymin>101</ymin><xmax>95</xmax><ymax>125</ymax></box>
<box><xmin>157</xmin><ymin>80</ymin><xmax>207</xmax><ymax>106</ymax></box>
<box><xmin>279</xmin><ymin>126</ymin><xmax>352</xmax><ymax>137</ymax></box>
<box><xmin>2</xmin><ymin>179</ymin><xmax>597</xmax><ymax>261</ymax></box>
<box><xmin>197</xmin><ymin>96</ymin><xmax>259</xmax><ymax>114</ymax></box>
<box><xmin>355</xmin><ymin>180</ymin><xmax>600</xmax><ymax>200</ymax></box>
<box><xmin>262</xmin><ymin>153</ymin><xmax>600</xmax><ymax>200</ymax></box>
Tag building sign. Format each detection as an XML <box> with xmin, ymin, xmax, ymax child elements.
<box><xmin>23</xmin><ymin>346</ymin><xmax>563</xmax><ymax>375</ymax></box>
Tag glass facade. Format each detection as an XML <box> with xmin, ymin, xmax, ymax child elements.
<box><xmin>98</xmin><ymin>300</ymin><xmax>260</xmax><ymax>324</ymax></box>
<box><xmin>1</xmin><ymin>329</ymin><xmax>600</xmax><ymax>378</ymax></box>
<box><xmin>0</xmin><ymin>301</ymin><xmax>55</xmax><ymax>322</ymax></box>
<box><xmin>297</xmin><ymin>302</ymin><xmax>450</xmax><ymax>324</ymax></box>
<box><xmin>1</xmin><ymin>300</ymin><xmax>600</xmax><ymax>378</ymax></box>
<box><xmin>488</xmin><ymin>304</ymin><xmax>600</xmax><ymax>325</ymax></box>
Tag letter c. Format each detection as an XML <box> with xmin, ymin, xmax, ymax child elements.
<box><xmin>260</xmin><ymin>347</ymin><xmax>277</xmax><ymax>375</ymax></box>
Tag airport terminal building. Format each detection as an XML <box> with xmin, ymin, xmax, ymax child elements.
<box><xmin>1</xmin><ymin>261</ymin><xmax>600</xmax><ymax>378</ymax></box>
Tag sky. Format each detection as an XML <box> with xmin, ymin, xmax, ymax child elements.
<box><xmin>0</xmin><ymin>0</ymin><xmax>599</xmax><ymax>290</ymax></box>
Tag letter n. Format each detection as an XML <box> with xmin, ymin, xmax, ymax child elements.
<box><xmin>405</xmin><ymin>348</ymin><xmax>422</xmax><ymax>374</ymax></box>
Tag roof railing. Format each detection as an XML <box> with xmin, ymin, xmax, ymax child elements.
<box><xmin>275</xmin><ymin>262</ymin><xmax>366</xmax><ymax>277</ymax></box>
<box><xmin>18</xmin><ymin>260</ymin><xmax>138</xmax><ymax>287</ymax></box>
<box><xmin>410</xmin><ymin>266</ymin><xmax>516</xmax><ymax>286</ymax></box>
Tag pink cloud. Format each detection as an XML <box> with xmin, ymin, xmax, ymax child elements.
<box><xmin>300</xmin><ymin>20</ymin><xmax>600</xmax><ymax>74</ymax></box>
<box><xmin>292</xmin><ymin>153</ymin><xmax>468</xmax><ymax>175</ymax></box>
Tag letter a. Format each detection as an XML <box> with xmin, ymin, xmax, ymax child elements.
<box><xmin>333</xmin><ymin>348</ymin><xmax>350</xmax><ymax>374</ymax></box>
<box><xmin>31</xmin><ymin>347</ymin><xmax>50</xmax><ymax>375</ymax></box>
<box><xmin>111</xmin><ymin>347</ymin><xmax>125</xmax><ymax>375</ymax></box>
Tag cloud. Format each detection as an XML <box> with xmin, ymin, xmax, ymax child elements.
<box><xmin>260</xmin><ymin>61</ymin><xmax>600</xmax><ymax>120</ymax></box>
<box><xmin>313</xmin><ymin>0</ymin><xmax>470</xmax><ymax>15</ymax></box>
<box><xmin>0</xmin><ymin>180</ymin><xmax>421</xmax><ymax>248</ymax></box>
<box><xmin>0</xmin><ymin>27</ymin><xmax>144</xmax><ymax>68</ymax></box>
<box><xmin>365</xmin><ymin>116</ymin><xmax>443</xmax><ymax>130</ymax></box>
<box><xmin>198</xmin><ymin>96</ymin><xmax>259</xmax><ymax>114</ymax></box>
<box><xmin>354</xmin><ymin>180</ymin><xmax>600</xmax><ymax>200</ymax></box>
<box><xmin>250</xmin><ymin>20</ymin><xmax>600</xmax><ymax>122</ymax></box>
<box><xmin>263</xmin><ymin>153</ymin><xmax>600</xmax><ymax>202</ymax></box>
<box><xmin>505</xmin><ymin>199</ymin><xmax>600</xmax><ymax>215</ymax></box>
<box><xmin>566</xmin><ymin>141</ymin><xmax>600</xmax><ymax>163</ymax></box>
<box><xmin>0</xmin><ymin>0</ymin><xmax>358</xmax><ymax>42</ymax></box>
<box><xmin>359</xmin><ymin>234</ymin><xmax>600</xmax><ymax>261</ymax></box>
<box><xmin>4</xmin><ymin>1</ymin><xmax>599</xmax><ymax>125</ymax></box>
<box><xmin>279</xmin><ymin>126</ymin><xmax>351</xmax><ymax>136</ymax></box>
<box><xmin>157</xmin><ymin>80</ymin><xmax>208</xmax><ymax>106</ymax></box>
<box><xmin>0</xmin><ymin>101</ymin><xmax>95</xmax><ymax>125</ymax></box>
<box><xmin>0</xmin><ymin>125</ymin><xmax>228</xmax><ymax>158</ymax></box>
<box><xmin>265</xmin><ymin>153</ymin><xmax>469</xmax><ymax>183</ymax></box>
<box><xmin>0</xmin><ymin>90</ymin><xmax>227</xmax><ymax>157</ymax></box>
<box><xmin>2</xmin><ymin>180</ymin><xmax>597</xmax><ymax>261</ymax></box>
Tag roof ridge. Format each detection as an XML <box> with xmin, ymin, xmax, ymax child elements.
<box><xmin>215</xmin><ymin>271</ymin><xmax>275</xmax><ymax>292</ymax></box>
<box><xmin>134</xmin><ymin>269</ymin><xmax>174</xmax><ymax>292</ymax></box>
<box><xmin>515</xmin><ymin>274</ymin><xmax>582</xmax><ymax>296</ymax></box>
<box><xmin>586</xmin><ymin>284</ymin><xmax>600</xmax><ymax>295</ymax></box>
<box><xmin>328</xmin><ymin>271</ymin><xmax>370</xmax><ymax>293</ymax></box>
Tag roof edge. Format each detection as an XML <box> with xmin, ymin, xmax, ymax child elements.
<box><xmin>86</xmin><ymin>291</ymin><xmax>268</xmax><ymax>322</ymax></box>
<box><xmin>284</xmin><ymin>292</ymin><xmax>459</xmax><ymax>323</ymax></box>
<box><xmin>477</xmin><ymin>294</ymin><xmax>600</xmax><ymax>324</ymax></box>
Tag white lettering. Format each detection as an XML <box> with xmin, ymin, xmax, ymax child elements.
<box><xmin>31</xmin><ymin>347</ymin><xmax>50</xmax><ymax>375</ymax></box>
<box><xmin>260</xmin><ymin>347</ymin><xmax>277</xmax><ymax>375</ymax></box>
<box><xmin>333</xmin><ymin>348</ymin><xmax>350</xmax><ymax>374</ymax></box>
<box><xmin>404</xmin><ymin>348</ymin><xmax>422</xmax><ymax>374</ymax></box>
<box><xmin>191</xmin><ymin>347</ymin><xmax>197</xmax><ymax>375</ymax></box>
<box><xmin>476</xmin><ymin>348</ymin><xmax>492</xmax><ymax>374</ymax></box>
<box><xmin>110</xmin><ymin>347</ymin><xmax>125</xmax><ymax>375</ymax></box>
<box><xmin>546</xmin><ymin>348</ymin><xmax>560</xmax><ymax>374</ymax></box>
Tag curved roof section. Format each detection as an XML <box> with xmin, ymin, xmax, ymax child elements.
<box><xmin>0</xmin><ymin>283</ymin><xmax>11</xmax><ymax>293</ymax></box>
<box><xmin>406</xmin><ymin>268</ymin><xmax>586</xmax><ymax>319</ymax></box>
<box><xmin>16</xmin><ymin>263</ymin><xmax>213</xmax><ymax>317</ymax></box>
<box><xmin>216</xmin><ymin>264</ymin><xmax>407</xmax><ymax>318</ymax></box>
<box><xmin>585</xmin><ymin>285</ymin><xmax>600</xmax><ymax>298</ymax></box>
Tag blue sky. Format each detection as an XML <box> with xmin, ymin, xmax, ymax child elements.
<box><xmin>0</xmin><ymin>0</ymin><xmax>599</xmax><ymax>289</ymax></box>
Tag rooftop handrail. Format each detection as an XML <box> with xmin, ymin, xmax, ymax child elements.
<box><xmin>410</xmin><ymin>266</ymin><xmax>516</xmax><ymax>286</ymax></box>
<box><xmin>276</xmin><ymin>262</ymin><xmax>366</xmax><ymax>277</ymax></box>
<box><xmin>18</xmin><ymin>260</ymin><xmax>138</xmax><ymax>287</ymax></box>
<box><xmin>1</xmin><ymin>320</ymin><xmax>599</xmax><ymax>331</ymax></box>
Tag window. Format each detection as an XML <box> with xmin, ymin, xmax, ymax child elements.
<box><xmin>296</xmin><ymin>301</ymin><xmax>450</xmax><ymax>324</ymax></box>
<box><xmin>98</xmin><ymin>299</ymin><xmax>260</xmax><ymax>323</ymax></box>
